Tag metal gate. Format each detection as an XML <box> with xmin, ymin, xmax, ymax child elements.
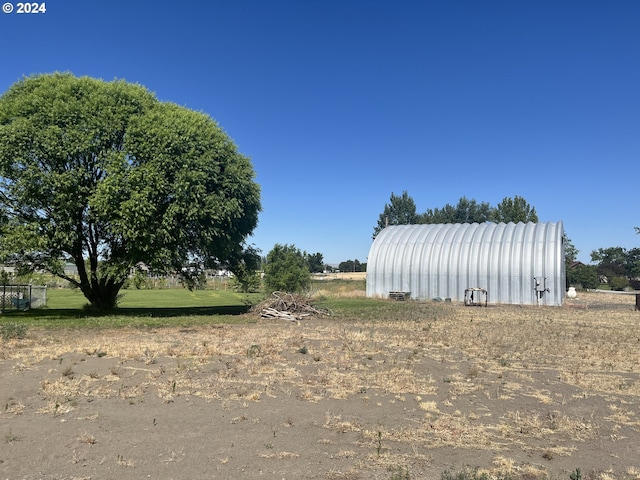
<box><xmin>0</xmin><ymin>285</ymin><xmax>32</xmax><ymax>312</ymax></box>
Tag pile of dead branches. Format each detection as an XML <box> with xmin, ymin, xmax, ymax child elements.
<box><xmin>253</xmin><ymin>291</ymin><xmax>331</xmax><ymax>322</ymax></box>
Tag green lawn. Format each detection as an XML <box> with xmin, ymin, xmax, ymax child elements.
<box><xmin>45</xmin><ymin>288</ymin><xmax>261</xmax><ymax>309</ymax></box>
<box><xmin>1</xmin><ymin>288</ymin><xmax>265</xmax><ymax>329</ymax></box>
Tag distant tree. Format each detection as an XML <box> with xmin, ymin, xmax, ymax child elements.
<box><xmin>338</xmin><ymin>259</ymin><xmax>363</xmax><ymax>272</ymax></box>
<box><xmin>305</xmin><ymin>252</ymin><xmax>324</xmax><ymax>273</ymax></box>
<box><xmin>228</xmin><ymin>246</ymin><xmax>262</xmax><ymax>293</ymax></box>
<box><xmin>373</xmin><ymin>191</ymin><xmax>419</xmax><ymax>238</ymax></box>
<box><xmin>0</xmin><ymin>73</ymin><xmax>260</xmax><ymax>310</ymax></box>
<box><xmin>591</xmin><ymin>247</ymin><xmax>629</xmax><ymax>279</ymax></box>
<box><xmin>263</xmin><ymin>244</ymin><xmax>310</xmax><ymax>293</ymax></box>
<box><xmin>422</xmin><ymin>196</ymin><xmax>492</xmax><ymax>224</ymax></box>
<box><xmin>563</xmin><ymin>234</ymin><xmax>579</xmax><ymax>269</ymax></box>
<box><xmin>625</xmin><ymin>247</ymin><xmax>640</xmax><ymax>279</ymax></box>
<box><xmin>609</xmin><ymin>276</ymin><xmax>630</xmax><ymax>291</ymax></box>
<box><xmin>491</xmin><ymin>195</ymin><xmax>538</xmax><ymax>223</ymax></box>
<box><xmin>566</xmin><ymin>264</ymin><xmax>599</xmax><ymax>290</ymax></box>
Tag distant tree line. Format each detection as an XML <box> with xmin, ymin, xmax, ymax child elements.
<box><xmin>372</xmin><ymin>192</ymin><xmax>538</xmax><ymax>238</ymax></box>
<box><xmin>557</xmin><ymin>231</ymin><xmax>640</xmax><ymax>290</ymax></box>
<box><xmin>373</xmin><ymin>191</ymin><xmax>640</xmax><ymax>291</ymax></box>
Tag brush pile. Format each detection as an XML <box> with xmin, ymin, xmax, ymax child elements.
<box><xmin>253</xmin><ymin>291</ymin><xmax>331</xmax><ymax>322</ymax></box>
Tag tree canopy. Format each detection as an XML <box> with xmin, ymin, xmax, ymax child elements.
<box><xmin>372</xmin><ymin>191</ymin><xmax>420</xmax><ymax>238</ymax></box>
<box><xmin>373</xmin><ymin>192</ymin><xmax>539</xmax><ymax>238</ymax></box>
<box><xmin>0</xmin><ymin>73</ymin><xmax>261</xmax><ymax>309</ymax></box>
<box><xmin>305</xmin><ymin>252</ymin><xmax>324</xmax><ymax>273</ymax></box>
<box><xmin>263</xmin><ymin>244</ymin><xmax>310</xmax><ymax>293</ymax></box>
<box><xmin>422</xmin><ymin>196</ymin><xmax>492</xmax><ymax>224</ymax></box>
<box><xmin>490</xmin><ymin>195</ymin><xmax>538</xmax><ymax>223</ymax></box>
<box><xmin>591</xmin><ymin>246</ymin><xmax>640</xmax><ymax>281</ymax></box>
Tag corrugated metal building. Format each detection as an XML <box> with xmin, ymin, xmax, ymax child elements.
<box><xmin>366</xmin><ymin>222</ymin><xmax>565</xmax><ymax>306</ymax></box>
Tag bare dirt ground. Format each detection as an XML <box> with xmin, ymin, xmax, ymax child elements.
<box><xmin>1</xmin><ymin>291</ymin><xmax>639</xmax><ymax>480</ymax></box>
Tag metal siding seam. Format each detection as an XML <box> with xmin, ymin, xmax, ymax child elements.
<box><xmin>427</xmin><ymin>225</ymin><xmax>443</xmax><ymax>300</ymax></box>
<box><xmin>469</xmin><ymin>223</ymin><xmax>486</xmax><ymax>289</ymax></box>
<box><xmin>407</xmin><ymin>226</ymin><xmax>421</xmax><ymax>295</ymax></box>
<box><xmin>498</xmin><ymin>223</ymin><xmax>513</xmax><ymax>304</ymax></box>
<box><xmin>522</xmin><ymin>222</ymin><xmax>536</xmax><ymax>305</ymax></box>
<box><xmin>533</xmin><ymin>222</ymin><xmax>545</xmax><ymax>304</ymax></box>
<box><xmin>486</xmin><ymin>223</ymin><xmax>506</xmax><ymax>302</ymax></box>
<box><xmin>459</xmin><ymin>224</ymin><xmax>473</xmax><ymax>299</ymax></box>
<box><xmin>416</xmin><ymin>227</ymin><xmax>427</xmax><ymax>299</ymax></box>
<box><xmin>511</xmin><ymin>223</ymin><xmax>524</xmax><ymax>304</ymax></box>
<box><xmin>430</xmin><ymin>225</ymin><xmax>442</xmax><ymax>298</ymax></box>
<box><xmin>441</xmin><ymin>224</ymin><xmax>458</xmax><ymax>299</ymax></box>
<box><xmin>390</xmin><ymin>227</ymin><xmax>405</xmax><ymax>294</ymax></box>
<box><xmin>451</xmin><ymin>224</ymin><xmax>468</xmax><ymax>301</ymax></box>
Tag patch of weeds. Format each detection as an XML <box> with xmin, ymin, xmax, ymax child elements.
<box><xmin>376</xmin><ymin>430</ymin><xmax>383</xmax><ymax>456</ymax></box>
<box><xmin>247</xmin><ymin>344</ymin><xmax>261</xmax><ymax>358</ymax></box>
<box><xmin>569</xmin><ymin>469</ymin><xmax>581</xmax><ymax>480</ymax></box>
<box><xmin>0</xmin><ymin>322</ymin><xmax>27</xmax><ymax>340</ymax></box>
<box><xmin>116</xmin><ymin>454</ymin><xmax>134</xmax><ymax>467</ymax></box>
<box><xmin>388</xmin><ymin>465</ymin><xmax>410</xmax><ymax>480</ymax></box>
<box><xmin>78</xmin><ymin>431</ymin><xmax>97</xmax><ymax>445</ymax></box>
<box><xmin>466</xmin><ymin>365</ymin><xmax>480</xmax><ymax>379</ymax></box>
<box><xmin>298</xmin><ymin>346</ymin><xmax>308</xmax><ymax>354</ymax></box>
<box><xmin>62</xmin><ymin>365</ymin><xmax>74</xmax><ymax>378</ymax></box>
<box><xmin>4</xmin><ymin>429</ymin><xmax>21</xmax><ymax>444</ymax></box>
<box><xmin>440</xmin><ymin>467</ymin><xmax>492</xmax><ymax>480</ymax></box>
<box><xmin>498</xmin><ymin>358</ymin><xmax>510</xmax><ymax>367</ymax></box>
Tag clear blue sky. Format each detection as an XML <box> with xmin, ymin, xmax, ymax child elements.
<box><xmin>1</xmin><ymin>1</ymin><xmax>638</xmax><ymax>264</ymax></box>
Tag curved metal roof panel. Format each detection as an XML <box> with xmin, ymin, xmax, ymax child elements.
<box><xmin>366</xmin><ymin>222</ymin><xmax>565</xmax><ymax>305</ymax></box>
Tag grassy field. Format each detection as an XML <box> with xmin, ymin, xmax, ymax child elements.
<box><xmin>2</xmin><ymin>287</ymin><xmax>264</xmax><ymax>329</ymax></box>
<box><xmin>44</xmin><ymin>287</ymin><xmax>262</xmax><ymax>310</ymax></box>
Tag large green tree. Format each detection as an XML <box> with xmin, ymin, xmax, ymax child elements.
<box><xmin>590</xmin><ymin>247</ymin><xmax>629</xmax><ymax>279</ymax></box>
<box><xmin>263</xmin><ymin>244</ymin><xmax>310</xmax><ymax>293</ymax></box>
<box><xmin>373</xmin><ymin>193</ymin><xmax>539</xmax><ymax>236</ymax></box>
<box><xmin>305</xmin><ymin>252</ymin><xmax>324</xmax><ymax>273</ymax></box>
<box><xmin>372</xmin><ymin>191</ymin><xmax>419</xmax><ymax>238</ymax></box>
<box><xmin>491</xmin><ymin>195</ymin><xmax>538</xmax><ymax>223</ymax></box>
<box><xmin>0</xmin><ymin>73</ymin><xmax>261</xmax><ymax>309</ymax></box>
<box><xmin>422</xmin><ymin>196</ymin><xmax>492</xmax><ymax>224</ymax></box>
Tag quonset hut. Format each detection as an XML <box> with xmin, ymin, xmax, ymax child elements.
<box><xmin>366</xmin><ymin>222</ymin><xmax>565</xmax><ymax>306</ymax></box>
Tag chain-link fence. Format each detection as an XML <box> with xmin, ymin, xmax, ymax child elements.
<box><xmin>0</xmin><ymin>285</ymin><xmax>47</xmax><ymax>312</ymax></box>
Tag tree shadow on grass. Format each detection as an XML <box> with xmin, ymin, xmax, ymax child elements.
<box><xmin>3</xmin><ymin>304</ymin><xmax>252</xmax><ymax>320</ymax></box>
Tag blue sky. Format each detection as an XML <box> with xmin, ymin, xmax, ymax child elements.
<box><xmin>1</xmin><ymin>1</ymin><xmax>638</xmax><ymax>264</ymax></box>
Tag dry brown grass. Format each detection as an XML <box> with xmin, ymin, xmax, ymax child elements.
<box><xmin>1</xmin><ymin>290</ymin><xmax>639</xmax><ymax>479</ymax></box>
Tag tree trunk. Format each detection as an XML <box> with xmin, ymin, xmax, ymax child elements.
<box><xmin>83</xmin><ymin>278</ymin><xmax>125</xmax><ymax>311</ymax></box>
<box><xmin>74</xmin><ymin>253</ymin><xmax>125</xmax><ymax>311</ymax></box>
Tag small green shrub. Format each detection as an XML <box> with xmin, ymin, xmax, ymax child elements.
<box><xmin>1</xmin><ymin>322</ymin><xmax>28</xmax><ymax>340</ymax></box>
<box><xmin>263</xmin><ymin>244</ymin><xmax>310</xmax><ymax>293</ymax></box>
<box><xmin>388</xmin><ymin>465</ymin><xmax>410</xmax><ymax>480</ymax></box>
<box><xmin>440</xmin><ymin>467</ymin><xmax>492</xmax><ymax>480</ymax></box>
<box><xmin>609</xmin><ymin>276</ymin><xmax>629</xmax><ymax>291</ymax></box>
